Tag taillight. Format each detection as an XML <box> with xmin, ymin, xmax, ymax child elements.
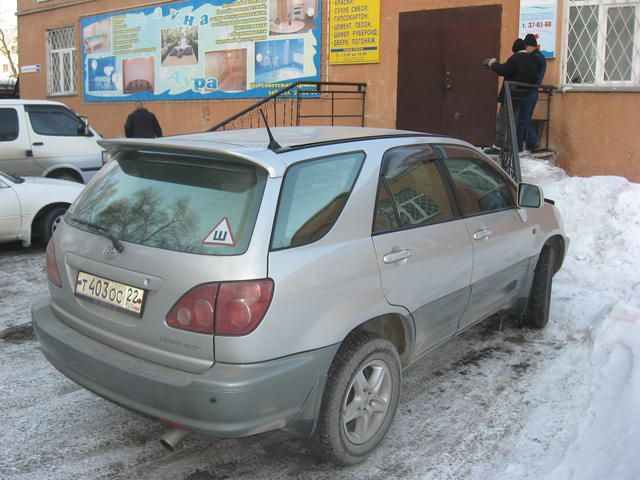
<box><xmin>216</xmin><ymin>279</ymin><xmax>274</xmax><ymax>336</ymax></box>
<box><xmin>166</xmin><ymin>279</ymin><xmax>274</xmax><ymax>336</ymax></box>
<box><xmin>166</xmin><ymin>284</ymin><xmax>218</xmax><ymax>334</ymax></box>
<box><xmin>46</xmin><ymin>239</ymin><xmax>62</xmax><ymax>288</ymax></box>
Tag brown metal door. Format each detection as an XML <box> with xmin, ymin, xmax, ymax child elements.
<box><xmin>396</xmin><ymin>6</ymin><xmax>501</xmax><ymax>146</ymax></box>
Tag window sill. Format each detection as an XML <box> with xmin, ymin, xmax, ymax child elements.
<box><xmin>559</xmin><ymin>85</ymin><xmax>640</xmax><ymax>93</ymax></box>
<box><xmin>47</xmin><ymin>93</ymin><xmax>78</xmax><ymax>98</ymax></box>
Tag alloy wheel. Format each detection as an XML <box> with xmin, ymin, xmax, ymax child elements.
<box><xmin>342</xmin><ymin>359</ymin><xmax>392</xmax><ymax>445</ymax></box>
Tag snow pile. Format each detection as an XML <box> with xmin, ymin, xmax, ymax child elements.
<box><xmin>550</xmin><ymin>303</ymin><xmax>640</xmax><ymax>479</ymax></box>
<box><xmin>522</xmin><ymin>158</ymin><xmax>640</xmax><ymax>479</ymax></box>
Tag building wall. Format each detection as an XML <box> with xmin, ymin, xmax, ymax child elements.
<box><xmin>551</xmin><ymin>92</ymin><xmax>639</xmax><ymax>181</ymax></box>
<box><xmin>546</xmin><ymin>3</ymin><xmax>640</xmax><ymax>182</ymax></box>
<box><xmin>16</xmin><ymin>0</ymin><xmax>640</xmax><ymax>181</ymax></box>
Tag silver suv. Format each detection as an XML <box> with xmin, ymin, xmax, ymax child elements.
<box><xmin>32</xmin><ymin>127</ymin><xmax>567</xmax><ymax>465</ymax></box>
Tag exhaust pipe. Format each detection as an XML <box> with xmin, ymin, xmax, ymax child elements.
<box><xmin>160</xmin><ymin>427</ymin><xmax>191</xmax><ymax>451</ymax></box>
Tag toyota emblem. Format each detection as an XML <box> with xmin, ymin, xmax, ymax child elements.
<box><xmin>104</xmin><ymin>245</ymin><xmax>119</xmax><ymax>260</ymax></box>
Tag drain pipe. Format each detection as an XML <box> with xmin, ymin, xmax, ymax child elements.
<box><xmin>160</xmin><ymin>427</ymin><xmax>191</xmax><ymax>451</ymax></box>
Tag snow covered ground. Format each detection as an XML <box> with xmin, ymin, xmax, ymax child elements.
<box><xmin>1</xmin><ymin>156</ymin><xmax>639</xmax><ymax>479</ymax></box>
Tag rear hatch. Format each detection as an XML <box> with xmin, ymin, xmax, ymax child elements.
<box><xmin>49</xmin><ymin>148</ymin><xmax>270</xmax><ymax>373</ymax></box>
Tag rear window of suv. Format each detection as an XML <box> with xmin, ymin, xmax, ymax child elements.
<box><xmin>66</xmin><ymin>150</ymin><xmax>267</xmax><ymax>255</ymax></box>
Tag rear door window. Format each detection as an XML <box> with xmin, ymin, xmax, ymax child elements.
<box><xmin>374</xmin><ymin>145</ymin><xmax>455</xmax><ymax>233</ymax></box>
<box><xmin>271</xmin><ymin>151</ymin><xmax>365</xmax><ymax>250</ymax></box>
<box><xmin>0</xmin><ymin>108</ymin><xmax>19</xmax><ymax>141</ymax></box>
<box><xmin>26</xmin><ymin>105</ymin><xmax>84</xmax><ymax>136</ymax></box>
<box><xmin>67</xmin><ymin>150</ymin><xmax>267</xmax><ymax>255</ymax></box>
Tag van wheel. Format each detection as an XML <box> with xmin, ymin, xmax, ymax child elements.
<box><xmin>523</xmin><ymin>246</ymin><xmax>556</xmax><ymax>329</ymax></box>
<box><xmin>311</xmin><ymin>332</ymin><xmax>401</xmax><ymax>465</ymax></box>
<box><xmin>38</xmin><ymin>206</ymin><xmax>67</xmax><ymax>245</ymax></box>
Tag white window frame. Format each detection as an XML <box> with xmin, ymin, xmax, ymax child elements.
<box><xmin>563</xmin><ymin>0</ymin><xmax>640</xmax><ymax>91</ymax></box>
<box><xmin>46</xmin><ymin>27</ymin><xmax>77</xmax><ymax>97</ymax></box>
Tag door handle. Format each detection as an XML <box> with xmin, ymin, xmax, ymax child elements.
<box><xmin>32</xmin><ymin>142</ymin><xmax>44</xmax><ymax>146</ymax></box>
<box><xmin>383</xmin><ymin>249</ymin><xmax>411</xmax><ymax>264</ymax></box>
<box><xmin>473</xmin><ymin>228</ymin><xmax>492</xmax><ymax>241</ymax></box>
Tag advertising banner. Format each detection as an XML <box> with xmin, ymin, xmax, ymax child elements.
<box><xmin>81</xmin><ymin>0</ymin><xmax>322</xmax><ymax>102</ymax></box>
<box><xmin>519</xmin><ymin>0</ymin><xmax>557</xmax><ymax>59</ymax></box>
<box><xmin>329</xmin><ymin>0</ymin><xmax>380</xmax><ymax>65</ymax></box>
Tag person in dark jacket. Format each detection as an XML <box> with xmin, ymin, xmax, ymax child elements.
<box><xmin>483</xmin><ymin>38</ymin><xmax>538</xmax><ymax>155</ymax></box>
<box><xmin>124</xmin><ymin>102</ymin><xmax>163</xmax><ymax>138</ymax></box>
<box><xmin>522</xmin><ymin>33</ymin><xmax>547</xmax><ymax>152</ymax></box>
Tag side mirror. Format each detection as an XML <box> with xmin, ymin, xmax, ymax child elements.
<box><xmin>77</xmin><ymin>116</ymin><xmax>91</xmax><ymax>136</ymax></box>
<box><xmin>518</xmin><ymin>183</ymin><xmax>543</xmax><ymax>208</ymax></box>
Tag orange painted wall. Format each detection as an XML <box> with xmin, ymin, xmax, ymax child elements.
<box><xmin>550</xmin><ymin>92</ymin><xmax>640</xmax><ymax>181</ymax></box>
<box><xmin>16</xmin><ymin>0</ymin><xmax>640</xmax><ymax>181</ymax></box>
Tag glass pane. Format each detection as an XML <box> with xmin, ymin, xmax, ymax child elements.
<box><xmin>444</xmin><ymin>158</ymin><xmax>515</xmax><ymax>215</ymax></box>
<box><xmin>68</xmin><ymin>152</ymin><xmax>267</xmax><ymax>256</ymax></box>
<box><xmin>374</xmin><ymin>182</ymin><xmax>399</xmax><ymax>233</ymax></box>
<box><xmin>71</xmin><ymin>50</ymin><xmax>77</xmax><ymax>92</ymax></box>
<box><xmin>28</xmin><ymin>108</ymin><xmax>81</xmax><ymax>136</ymax></box>
<box><xmin>0</xmin><ymin>108</ymin><xmax>19</xmax><ymax>142</ymax></box>
<box><xmin>49</xmin><ymin>27</ymin><xmax>74</xmax><ymax>50</ymax></box>
<box><xmin>63</xmin><ymin>52</ymin><xmax>72</xmax><ymax>92</ymax></box>
<box><xmin>605</xmin><ymin>6</ymin><xmax>635</xmax><ymax>81</ymax></box>
<box><xmin>271</xmin><ymin>152</ymin><xmax>365</xmax><ymax>250</ymax></box>
<box><xmin>567</xmin><ymin>6</ymin><xmax>598</xmax><ymax>84</ymax></box>
<box><xmin>50</xmin><ymin>51</ymin><xmax>61</xmax><ymax>94</ymax></box>
<box><xmin>381</xmin><ymin>146</ymin><xmax>454</xmax><ymax>228</ymax></box>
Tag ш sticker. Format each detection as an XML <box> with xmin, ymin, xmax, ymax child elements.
<box><xmin>203</xmin><ymin>218</ymin><xmax>236</xmax><ymax>246</ymax></box>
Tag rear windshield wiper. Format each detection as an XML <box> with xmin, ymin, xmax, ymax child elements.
<box><xmin>67</xmin><ymin>217</ymin><xmax>124</xmax><ymax>252</ymax></box>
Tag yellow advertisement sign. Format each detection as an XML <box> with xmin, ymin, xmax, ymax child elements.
<box><xmin>329</xmin><ymin>0</ymin><xmax>380</xmax><ymax>65</ymax></box>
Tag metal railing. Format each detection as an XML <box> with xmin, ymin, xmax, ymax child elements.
<box><xmin>208</xmin><ymin>81</ymin><xmax>367</xmax><ymax>132</ymax></box>
<box><xmin>499</xmin><ymin>81</ymin><xmax>555</xmax><ymax>182</ymax></box>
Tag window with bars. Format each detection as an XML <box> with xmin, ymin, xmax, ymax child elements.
<box><xmin>46</xmin><ymin>27</ymin><xmax>77</xmax><ymax>96</ymax></box>
<box><xmin>565</xmin><ymin>0</ymin><xmax>640</xmax><ymax>87</ymax></box>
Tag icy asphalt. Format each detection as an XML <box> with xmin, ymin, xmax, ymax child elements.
<box><xmin>1</xmin><ymin>157</ymin><xmax>639</xmax><ymax>479</ymax></box>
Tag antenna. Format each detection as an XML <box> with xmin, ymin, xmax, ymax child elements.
<box><xmin>259</xmin><ymin>109</ymin><xmax>282</xmax><ymax>151</ymax></box>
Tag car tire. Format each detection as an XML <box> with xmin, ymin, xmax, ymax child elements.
<box><xmin>38</xmin><ymin>206</ymin><xmax>68</xmax><ymax>245</ymax></box>
<box><xmin>311</xmin><ymin>332</ymin><xmax>402</xmax><ymax>465</ymax></box>
<box><xmin>523</xmin><ymin>246</ymin><xmax>556</xmax><ymax>329</ymax></box>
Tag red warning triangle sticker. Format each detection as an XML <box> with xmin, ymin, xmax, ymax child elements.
<box><xmin>203</xmin><ymin>217</ymin><xmax>236</xmax><ymax>246</ymax></box>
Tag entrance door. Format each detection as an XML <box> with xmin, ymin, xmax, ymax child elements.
<box><xmin>397</xmin><ymin>6</ymin><xmax>501</xmax><ymax>146</ymax></box>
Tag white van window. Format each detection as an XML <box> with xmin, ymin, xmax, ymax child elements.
<box><xmin>26</xmin><ymin>106</ymin><xmax>83</xmax><ymax>137</ymax></box>
<box><xmin>0</xmin><ymin>108</ymin><xmax>19</xmax><ymax>142</ymax></box>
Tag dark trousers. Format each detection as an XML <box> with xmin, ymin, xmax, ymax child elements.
<box><xmin>522</xmin><ymin>90</ymin><xmax>540</xmax><ymax>149</ymax></box>
<box><xmin>494</xmin><ymin>103</ymin><xmax>523</xmax><ymax>151</ymax></box>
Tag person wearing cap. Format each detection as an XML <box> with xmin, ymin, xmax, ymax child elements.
<box><xmin>483</xmin><ymin>38</ymin><xmax>538</xmax><ymax>155</ymax></box>
<box><xmin>522</xmin><ymin>33</ymin><xmax>547</xmax><ymax>152</ymax></box>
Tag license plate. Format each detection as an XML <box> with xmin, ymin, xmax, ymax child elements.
<box><xmin>75</xmin><ymin>271</ymin><xmax>145</xmax><ymax>316</ymax></box>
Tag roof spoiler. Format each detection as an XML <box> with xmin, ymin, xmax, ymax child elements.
<box><xmin>97</xmin><ymin>139</ymin><xmax>286</xmax><ymax>178</ymax></box>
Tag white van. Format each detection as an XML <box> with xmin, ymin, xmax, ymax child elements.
<box><xmin>0</xmin><ymin>99</ymin><xmax>103</xmax><ymax>183</ymax></box>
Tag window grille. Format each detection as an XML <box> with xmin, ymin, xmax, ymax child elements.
<box><xmin>564</xmin><ymin>0</ymin><xmax>640</xmax><ymax>88</ymax></box>
<box><xmin>46</xmin><ymin>27</ymin><xmax>77</xmax><ymax>96</ymax></box>
<box><xmin>565</xmin><ymin>0</ymin><xmax>640</xmax><ymax>88</ymax></box>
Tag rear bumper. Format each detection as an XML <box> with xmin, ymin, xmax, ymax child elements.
<box><xmin>32</xmin><ymin>299</ymin><xmax>338</xmax><ymax>438</ymax></box>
